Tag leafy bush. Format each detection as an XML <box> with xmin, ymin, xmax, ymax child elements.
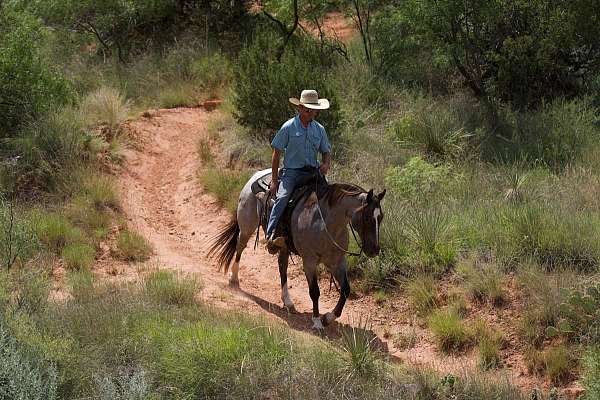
<box><xmin>61</xmin><ymin>243</ymin><xmax>95</xmax><ymax>271</ymax></box>
<box><xmin>0</xmin><ymin>316</ymin><xmax>58</xmax><ymax>400</ymax></box>
<box><xmin>115</xmin><ymin>229</ymin><xmax>151</xmax><ymax>262</ymax></box>
<box><xmin>144</xmin><ymin>270</ymin><xmax>200</xmax><ymax>306</ymax></box>
<box><xmin>0</xmin><ymin>8</ymin><xmax>72</xmax><ymax>137</ymax></box>
<box><xmin>384</xmin><ymin>157</ymin><xmax>452</xmax><ymax>201</ymax></box>
<box><xmin>428</xmin><ymin>309</ymin><xmax>471</xmax><ymax>353</ymax></box>
<box><xmin>233</xmin><ymin>28</ymin><xmax>341</xmax><ymax>141</ymax></box>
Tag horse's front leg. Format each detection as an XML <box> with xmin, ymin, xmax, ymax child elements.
<box><xmin>303</xmin><ymin>258</ymin><xmax>323</xmax><ymax>330</ymax></box>
<box><xmin>322</xmin><ymin>258</ymin><xmax>350</xmax><ymax>326</ymax></box>
<box><xmin>278</xmin><ymin>248</ymin><xmax>295</xmax><ymax>312</ymax></box>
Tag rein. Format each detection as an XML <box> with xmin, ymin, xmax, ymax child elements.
<box><xmin>315</xmin><ymin>178</ymin><xmax>364</xmax><ymax>257</ymax></box>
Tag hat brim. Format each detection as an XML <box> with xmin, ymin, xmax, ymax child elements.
<box><xmin>289</xmin><ymin>97</ymin><xmax>330</xmax><ymax>110</ymax></box>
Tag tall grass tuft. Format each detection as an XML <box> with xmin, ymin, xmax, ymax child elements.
<box><xmin>340</xmin><ymin>317</ymin><xmax>378</xmax><ymax>378</ymax></box>
<box><xmin>200</xmin><ymin>169</ymin><xmax>249</xmax><ymax>213</ymax></box>
<box><xmin>61</xmin><ymin>243</ymin><xmax>95</xmax><ymax>271</ymax></box>
<box><xmin>30</xmin><ymin>211</ymin><xmax>84</xmax><ymax>253</ymax></box>
<box><xmin>406</xmin><ymin>274</ymin><xmax>438</xmax><ymax>316</ymax></box>
<box><xmin>457</xmin><ymin>262</ymin><xmax>505</xmax><ymax>306</ymax></box>
<box><xmin>144</xmin><ymin>270</ymin><xmax>200</xmax><ymax>306</ymax></box>
<box><xmin>428</xmin><ymin>309</ymin><xmax>471</xmax><ymax>353</ymax></box>
<box><xmin>114</xmin><ymin>229</ymin><xmax>152</xmax><ymax>262</ymax></box>
<box><xmin>82</xmin><ymin>87</ymin><xmax>130</xmax><ymax>133</ymax></box>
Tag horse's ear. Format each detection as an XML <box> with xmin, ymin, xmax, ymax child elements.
<box><xmin>366</xmin><ymin>189</ymin><xmax>374</xmax><ymax>202</ymax></box>
<box><xmin>378</xmin><ymin>189</ymin><xmax>386</xmax><ymax>201</ymax></box>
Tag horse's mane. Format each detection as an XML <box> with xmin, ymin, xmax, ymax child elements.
<box><xmin>324</xmin><ymin>183</ymin><xmax>366</xmax><ymax>207</ymax></box>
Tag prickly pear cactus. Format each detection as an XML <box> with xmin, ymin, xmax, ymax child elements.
<box><xmin>545</xmin><ymin>284</ymin><xmax>600</xmax><ymax>343</ymax></box>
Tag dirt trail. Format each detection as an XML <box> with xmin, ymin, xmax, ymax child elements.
<box><xmin>113</xmin><ymin>107</ymin><xmax>578</xmax><ymax>397</ymax></box>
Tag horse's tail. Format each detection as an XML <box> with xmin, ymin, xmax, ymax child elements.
<box><xmin>207</xmin><ymin>217</ymin><xmax>240</xmax><ymax>273</ymax></box>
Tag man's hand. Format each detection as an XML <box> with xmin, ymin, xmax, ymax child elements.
<box><xmin>269</xmin><ymin>180</ymin><xmax>279</xmax><ymax>196</ymax></box>
<box><xmin>319</xmin><ymin>162</ymin><xmax>330</xmax><ymax>175</ymax></box>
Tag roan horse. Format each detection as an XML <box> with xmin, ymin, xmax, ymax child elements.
<box><xmin>208</xmin><ymin>169</ymin><xmax>385</xmax><ymax>330</ymax></box>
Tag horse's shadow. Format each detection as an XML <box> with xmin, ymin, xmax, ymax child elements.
<box><xmin>234</xmin><ymin>286</ymin><xmax>394</xmax><ymax>357</ymax></box>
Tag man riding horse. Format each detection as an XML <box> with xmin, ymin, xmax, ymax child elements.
<box><xmin>266</xmin><ymin>89</ymin><xmax>332</xmax><ymax>253</ymax></box>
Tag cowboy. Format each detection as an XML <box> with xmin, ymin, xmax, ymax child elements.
<box><xmin>265</xmin><ymin>89</ymin><xmax>332</xmax><ymax>251</ymax></box>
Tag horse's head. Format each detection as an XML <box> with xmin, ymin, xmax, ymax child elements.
<box><xmin>351</xmin><ymin>189</ymin><xmax>386</xmax><ymax>257</ymax></box>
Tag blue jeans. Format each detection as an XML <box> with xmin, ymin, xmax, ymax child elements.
<box><xmin>266</xmin><ymin>168</ymin><xmax>316</xmax><ymax>238</ymax></box>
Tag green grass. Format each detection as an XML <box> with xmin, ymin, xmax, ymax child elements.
<box><xmin>114</xmin><ymin>229</ymin><xmax>151</xmax><ymax>262</ymax></box>
<box><xmin>61</xmin><ymin>243</ymin><xmax>95</xmax><ymax>271</ymax></box>
<box><xmin>82</xmin><ymin>86</ymin><xmax>130</xmax><ymax>132</ymax></box>
<box><xmin>144</xmin><ymin>270</ymin><xmax>200</xmax><ymax>306</ymax></box>
<box><xmin>199</xmin><ymin>168</ymin><xmax>250</xmax><ymax>213</ymax></box>
<box><xmin>197</xmin><ymin>137</ymin><xmax>214</xmax><ymax>165</ymax></box>
<box><xmin>30</xmin><ymin>211</ymin><xmax>85</xmax><ymax>253</ymax></box>
<box><xmin>158</xmin><ymin>84</ymin><xmax>197</xmax><ymax>108</ymax></box>
<box><xmin>66</xmin><ymin>269</ymin><xmax>95</xmax><ymax>301</ymax></box>
<box><xmin>406</xmin><ymin>274</ymin><xmax>438</xmax><ymax>316</ymax></box>
<box><xmin>457</xmin><ymin>262</ymin><xmax>506</xmax><ymax>306</ymax></box>
<box><xmin>472</xmin><ymin>320</ymin><xmax>504</xmax><ymax>370</ymax></box>
<box><xmin>79</xmin><ymin>173</ymin><xmax>120</xmax><ymax>211</ymax></box>
<box><xmin>428</xmin><ymin>309</ymin><xmax>471</xmax><ymax>353</ymax></box>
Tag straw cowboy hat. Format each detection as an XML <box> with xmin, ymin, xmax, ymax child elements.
<box><xmin>289</xmin><ymin>89</ymin><xmax>330</xmax><ymax>110</ymax></box>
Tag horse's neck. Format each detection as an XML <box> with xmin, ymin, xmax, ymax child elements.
<box><xmin>321</xmin><ymin>193</ymin><xmax>363</xmax><ymax>231</ymax></box>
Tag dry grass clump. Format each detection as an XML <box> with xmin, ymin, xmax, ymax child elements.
<box><xmin>406</xmin><ymin>274</ymin><xmax>438</xmax><ymax>316</ymax></box>
<box><xmin>114</xmin><ymin>229</ymin><xmax>152</xmax><ymax>262</ymax></box>
<box><xmin>428</xmin><ymin>309</ymin><xmax>472</xmax><ymax>353</ymax></box>
<box><xmin>82</xmin><ymin>86</ymin><xmax>130</xmax><ymax>132</ymax></box>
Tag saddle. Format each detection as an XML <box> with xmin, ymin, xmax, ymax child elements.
<box><xmin>252</xmin><ymin>168</ymin><xmax>328</xmax><ymax>255</ymax></box>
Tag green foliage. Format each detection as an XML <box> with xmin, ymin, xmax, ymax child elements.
<box><xmin>30</xmin><ymin>211</ymin><xmax>84</xmax><ymax>253</ymax></box>
<box><xmin>115</xmin><ymin>229</ymin><xmax>151</xmax><ymax>262</ymax></box>
<box><xmin>428</xmin><ymin>309</ymin><xmax>471</xmax><ymax>353</ymax></box>
<box><xmin>391</xmin><ymin>105</ymin><xmax>471</xmax><ymax>158</ymax></box>
<box><xmin>61</xmin><ymin>243</ymin><xmax>95</xmax><ymax>271</ymax></box>
<box><xmin>12</xmin><ymin>267</ymin><xmax>51</xmax><ymax>315</ymax></box>
<box><xmin>472</xmin><ymin>320</ymin><xmax>503</xmax><ymax>371</ymax></box>
<box><xmin>144</xmin><ymin>270</ymin><xmax>200</xmax><ymax>306</ymax></box>
<box><xmin>66</xmin><ymin>269</ymin><xmax>95</xmax><ymax>302</ymax></box>
<box><xmin>583</xmin><ymin>347</ymin><xmax>600</xmax><ymax>400</ymax></box>
<box><xmin>340</xmin><ymin>318</ymin><xmax>378</xmax><ymax>378</ymax></box>
<box><xmin>0</xmin><ymin>316</ymin><xmax>58</xmax><ymax>400</ymax></box>
<box><xmin>406</xmin><ymin>274</ymin><xmax>437</xmax><ymax>316</ymax></box>
<box><xmin>0</xmin><ymin>8</ymin><xmax>72</xmax><ymax>137</ymax></box>
<box><xmin>398</xmin><ymin>0</ymin><xmax>600</xmax><ymax>109</ymax></box>
<box><xmin>233</xmin><ymin>28</ymin><xmax>341</xmax><ymax>141</ymax></box>
<box><xmin>95</xmin><ymin>367</ymin><xmax>152</xmax><ymax>400</ymax></box>
<box><xmin>384</xmin><ymin>157</ymin><xmax>452</xmax><ymax>200</ymax></box>
<box><xmin>545</xmin><ymin>284</ymin><xmax>600</xmax><ymax>344</ymax></box>
<box><xmin>200</xmin><ymin>168</ymin><xmax>250</xmax><ymax>213</ymax></box>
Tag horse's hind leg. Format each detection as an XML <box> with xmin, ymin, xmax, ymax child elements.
<box><xmin>229</xmin><ymin>230</ymin><xmax>252</xmax><ymax>287</ymax></box>
<box><xmin>322</xmin><ymin>259</ymin><xmax>351</xmax><ymax>326</ymax></box>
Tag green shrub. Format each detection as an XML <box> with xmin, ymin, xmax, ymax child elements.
<box><xmin>0</xmin><ymin>316</ymin><xmax>58</xmax><ymax>400</ymax></box>
<box><xmin>406</xmin><ymin>274</ymin><xmax>437</xmax><ymax>316</ymax></box>
<box><xmin>428</xmin><ymin>309</ymin><xmax>471</xmax><ymax>353</ymax></box>
<box><xmin>233</xmin><ymin>29</ymin><xmax>341</xmax><ymax>141</ymax></box>
<box><xmin>144</xmin><ymin>270</ymin><xmax>200</xmax><ymax>306</ymax></box>
<box><xmin>61</xmin><ymin>243</ymin><xmax>95</xmax><ymax>271</ymax></box>
<box><xmin>384</xmin><ymin>156</ymin><xmax>453</xmax><ymax>201</ymax></box>
<box><xmin>115</xmin><ymin>230</ymin><xmax>151</xmax><ymax>262</ymax></box>
<box><xmin>200</xmin><ymin>168</ymin><xmax>250</xmax><ymax>213</ymax></box>
<box><xmin>0</xmin><ymin>8</ymin><xmax>72</xmax><ymax>137</ymax></box>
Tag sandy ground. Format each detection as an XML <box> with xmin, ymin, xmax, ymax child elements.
<box><xmin>103</xmin><ymin>106</ymin><xmax>585</xmax><ymax>399</ymax></box>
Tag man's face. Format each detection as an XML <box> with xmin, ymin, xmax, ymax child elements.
<box><xmin>300</xmin><ymin>105</ymin><xmax>318</xmax><ymax>120</ymax></box>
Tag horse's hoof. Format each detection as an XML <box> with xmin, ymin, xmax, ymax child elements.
<box><xmin>322</xmin><ymin>312</ymin><xmax>336</xmax><ymax>326</ymax></box>
<box><xmin>228</xmin><ymin>279</ymin><xmax>239</xmax><ymax>288</ymax></box>
<box><xmin>312</xmin><ymin>316</ymin><xmax>325</xmax><ymax>332</ymax></box>
<box><xmin>283</xmin><ymin>304</ymin><xmax>297</xmax><ymax>314</ymax></box>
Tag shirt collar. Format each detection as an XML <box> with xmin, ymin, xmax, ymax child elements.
<box><xmin>294</xmin><ymin>114</ymin><xmax>311</xmax><ymax>129</ymax></box>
